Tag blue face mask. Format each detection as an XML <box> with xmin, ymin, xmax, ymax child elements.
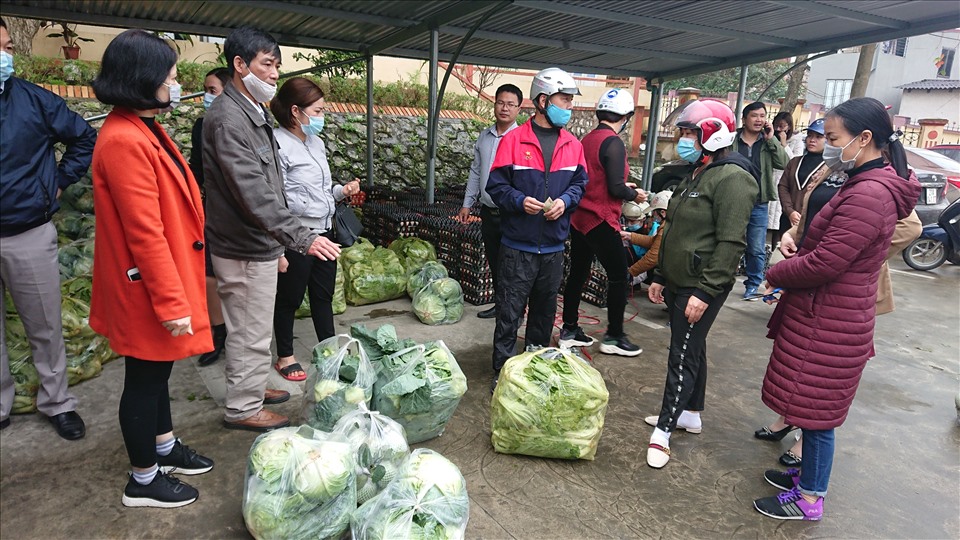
<box><xmin>625</xmin><ymin>223</ymin><xmax>642</xmax><ymax>232</ymax></box>
<box><xmin>1</xmin><ymin>51</ymin><xmax>15</xmax><ymax>83</ymax></box>
<box><xmin>202</xmin><ymin>92</ymin><xmax>217</xmax><ymax>109</ymax></box>
<box><xmin>677</xmin><ymin>137</ymin><xmax>702</xmax><ymax>163</ymax></box>
<box><xmin>302</xmin><ymin>114</ymin><xmax>324</xmax><ymax>136</ymax></box>
<box><xmin>545</xmin><ymin>103</ymin><xmax>572</xmax><ymax>128</ymax></box>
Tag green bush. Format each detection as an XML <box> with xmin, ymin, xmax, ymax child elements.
<box><xmin>14</xmin><ymin>55</ymin><xmax>99</xmax><ymax>86</ymax></box>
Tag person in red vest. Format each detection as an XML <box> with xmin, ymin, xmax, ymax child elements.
<box><xmin>560</xmin><ymin>88</ymin><xmax>647</xmax><ymax>356</ymax></box>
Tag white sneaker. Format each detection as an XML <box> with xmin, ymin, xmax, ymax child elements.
<box><xmin>643</xmin><ymin>414</ymin><xmax>702</xmax><ymax>434</ymax></box>
<box><xmin>646</xmin><ymin>443</ymin><xmax>670</xmax><ymax>468</ymax></box>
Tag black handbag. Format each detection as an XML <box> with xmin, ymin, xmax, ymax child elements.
<box><xmin>333</xmin><ymin>202</ymin><xmax>363</xmax><ymax>247</ymax></box>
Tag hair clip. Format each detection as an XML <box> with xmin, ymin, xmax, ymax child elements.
<box><xmin>888</xmin><ymin>129</ymin><xmax>903</xmax><ymax>143</ymax></box>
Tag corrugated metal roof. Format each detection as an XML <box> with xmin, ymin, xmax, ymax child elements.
<box><xmin>898</xmin><ymin>79</ymin><xmax>960</xmax><ymax>90</ymax></box>
<box><xmin>3</xmin><ymin>0</ymin><xmax>958</xmax><ymax>80</ymax></box>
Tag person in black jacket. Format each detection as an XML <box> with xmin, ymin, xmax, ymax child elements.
<box><xmin>0</xmin><ymin>18</ymin><xmax>96</xmax><ymax>439</ymax></box>
<box><xmin>189</xmin><ymin>67</ymin><xmax>230</xmax><ymax>366</ymax></box>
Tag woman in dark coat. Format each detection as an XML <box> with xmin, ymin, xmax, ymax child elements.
<box><xmin>752</xmin><ymin>98</ymin><xmax>920</xmax><ymax>521</ymax></box>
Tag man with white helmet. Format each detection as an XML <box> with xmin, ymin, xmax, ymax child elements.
<box><xmin>560</xmin><ymin>88</ymin><xmax>647</xmax><ymax>357</ymax></box>
<box><xmin>642</xmin><ymin>100</ymin><xmax>759</xmax><ymax>469</ymax></box>
<box><xmin>485</xmin><ymin>67</ymin><xmax>588</xmax><ymax>391</ymax></box>
<box><xmin>621</xmin><ymin>190</ymin><xmax>672</xmax><ymax>281</ymax></box>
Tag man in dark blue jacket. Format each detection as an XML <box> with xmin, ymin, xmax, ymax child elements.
<box><xmin>0</xmin><ymin>18</ymin><xmax>96</xmax><ymax>439</ymax></box>
<box><xmin>485</xmin><ymin>67</ymin><xmax>588</xmax><ymax>392</ymax></box>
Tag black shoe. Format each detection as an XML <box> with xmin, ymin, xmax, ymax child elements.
<box><xmin>122</xmin><ymin>471</ymin><xmax>198</xmax><ymax>509</ymax></box>
<box><xmin>764</xmin><ymin>468</ymin><xmax>801</xmax><ymax>491</ymax></box>
<box><xmin>490</xmin><ymin>373</ymin><xmax>499</xmax><ymax>395</ymax></box>
<box><xmin>198</xmin><ymin>324</ymin><xmax>227</xmax><ymax>366</ymax></box>
<box><xmin>0</xmin><ymin>418</ymin><xmax>9</xmax><ymax>430</ymax></box>
<box><xmin>558</xmin><ymin>326</ymin><xmax>596</xmax><ymax>349</ymax></box>
<box><xmin>599</xmin><ymin>334</ymin><xmax>642</xmax><ymax>357</ymax></box>
<box><xmin>754</xmin><ymin>424</ymin><xmax>796</xmax><ymax>441</ymax></box>
<box><xmin>158</xmin><ymin>439</ymin><xmax>214</xmax><ymax>476</ymax></box>
<box><xmin>477</xmin><ymin>306</ymin><xmax>497</xmax><ymax>319</ymax></box>
<box><xmin>47</xmin><ymin>411</ymin><xmax>85</xmax><ymax>440</ymax></box>
<box><xmin>779</xmin><ymin>450</ymin><xmax>802</xmax><ymax>467</ymax></box>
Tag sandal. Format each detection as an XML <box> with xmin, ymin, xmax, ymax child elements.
<box><xmin>274</xmin><ymin>361</ymin><xmax>306</xmax><ymax>382</ymax></box>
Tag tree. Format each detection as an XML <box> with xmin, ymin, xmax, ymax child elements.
<box><xmin>291</xmin><ymin>49</ymin><xmax>365</xmax><ymax>79</ymax></box>
<box><xmin>780</xmin><ymin>54</ymin><xmax>809</xmax><ymax>118</ymax></box>
<box><xmin>663</xmin><ymin>59</ymin><xmax>791</xmax><ymax>101</ymax></box>
<box><xmin>456</xmin><ymin>64</ymin><xmax>501</xmax><ymax>115</ymax></box>
<box><xmin>5</xmin><ymin>17</ymin><xmax>44</xmax><ymax>56</ymax></box>
<box><xmin>850</xmin><ymin>43</ymin><xmax>877</xmax><ymax>99</ymax></box>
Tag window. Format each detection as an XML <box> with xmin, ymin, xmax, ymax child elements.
<box><xmin>824</xmin><ymin>79</ymin><xmax>852</xmax><ymax>109</ymax></box>
<box><xmin>881</xmin><ymin>37</ymin><xmax>907</xmax><ymax>57</ymax></box>
<box><xmin>937</xmin><ymin>48</ymin><xmax>955</xmax><ymax>78</ymax></box>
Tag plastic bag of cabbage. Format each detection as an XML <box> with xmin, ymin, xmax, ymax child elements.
<box><xmin>491</xmin><ymin>347</ymin><xmax>609</xmax><ymax>460</ymax></box>
<box><xmin>412</xmin><ymin>278</ymin><xmax>464</xmax><ymax>325</ymax></box>
<box><xmin>407</xmin><ymin>260</ymin><xmax>448</xmax><ymax>297</ymax></box>
<box><xmin>334</xmin><ymin>406</ymin><xmax>410</xmax><ymax>505</ymax></box>
<box><xmin>302</xmin><ymin>335</ymin><xmax>377</xmax><ymax>430</ymax></box>
<box><xmin>388</xmin><ymin>237</ymin><xmax>436</xmax><ymax>275</ymax></box>
<box><xmin>351</xmin><ymin>449</ymin><xmax>469</xmax><ymax>540</ymax></box>
<box><xmin>373</xmin><ymin>341</ymin><xmax>467</xmax><ymax>444</ymax></box>
<box><xmin>243</xmin><ymin>426</ymin><xmax>357</xmax><ymax>540</ymax></box>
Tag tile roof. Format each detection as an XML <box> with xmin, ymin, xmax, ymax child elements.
<box><xmin>897</xmin><ymin>79</ymin><xmax>960</xmax><ymax>90</ymax></box>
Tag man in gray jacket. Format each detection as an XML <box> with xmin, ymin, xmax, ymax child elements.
<box><xmin>203</xmin><ymin>26</ymin><xmax>340</xmax><ymax>432</ymax></box>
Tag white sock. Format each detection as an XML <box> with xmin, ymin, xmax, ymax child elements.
<box><xmin>679</xmin><ymin>410</ymin><xmax>701</xmax><ymax>428</ymax></box>
<box><xmin>156</xmin><ymin>436</ymin><xmax>176</xmax><ymax>457</ymax></box>
<box><xmin>132</xmin><ymin>464</ymin><xmax>158</xmax><ymax>485</ymax></box>
<box><xmin>650</xmin><ymin>428</ymin><xmax>671</xmax><ymax>448</ymax></box>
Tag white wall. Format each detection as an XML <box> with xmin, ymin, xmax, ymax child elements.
<box><xmin>898</xmin><ymin>89</ymin><xmax>960</xmax><ymax>125</ymax></box>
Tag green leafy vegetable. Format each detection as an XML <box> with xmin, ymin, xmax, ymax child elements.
<box><xmin>350</xmin><ymin>323</ymin><xmax>417</xmax><ymax>364</ymax></box>
<box><xmin>406</xmin><ymin>261</ymin><xmax>448</xmax><ymax>297</ymax></box>
<box><xmin>387</xmin><ymin>237</ymin><xmax>437</xmax><ymax>274</ymax></box>
<box><xmin>302</xmin><ymin>336</ymin><xmax>377</xmax><ymax>431</ymax></box>
<box><xmin>334</xmin><ymin>408</ymin><xmax>410</xmax><ymax>506</ymax></box>
<box><xmin>490</xmin><ymin>347</ymin><xmax>609</xmax><ymax>460</ymax></box>
<box><xmin>412</xmin><ymin>278</ymin><xmax>464</xmax><ymax>325</ymax></box>
<box><xmin>344</xmin><ymin>246</ymin><xmax>407</xmax><ymax>306</ymax></box>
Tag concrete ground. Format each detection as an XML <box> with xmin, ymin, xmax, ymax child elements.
<box><xmin>2</xmin><ymin>258</ymin><xmax>958</xmax><ymax>539</ymax></box>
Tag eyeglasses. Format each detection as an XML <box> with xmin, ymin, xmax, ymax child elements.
<box><xmin>495</xmin><ymin>101</ymin><xmax>520</xmax><ymax>109</ymax></box>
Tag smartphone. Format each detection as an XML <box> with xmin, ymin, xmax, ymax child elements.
<box><xmin>126</xmin><ymin>267</ymin><xmax>142</xmax><ymax>282</ymax></box>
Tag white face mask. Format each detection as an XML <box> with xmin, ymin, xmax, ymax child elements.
<box><xmin>164</xmin><ymin>82</ymin><xmax>182</xmax><ymax>105</ymax></box>
<box><xmin>241</xmin><ymin>67</ymin><xmax>276</xmax><ymax>103</ymax></box>
<box><xmin>822</xmin><ymin>133</ymin><xmax>863</xmax><ymax>172</ymax></box>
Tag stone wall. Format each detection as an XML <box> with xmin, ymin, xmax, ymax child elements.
<box><xmin>65</xmin><ymin>99</ymin><xmax>484</xmax><ymax>190</ymax></box>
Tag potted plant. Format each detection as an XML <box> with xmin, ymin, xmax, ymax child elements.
<box><xmin>46</xmin><ymin>22</ymin><xmax>94</xmax><ymax>60</ymax></box>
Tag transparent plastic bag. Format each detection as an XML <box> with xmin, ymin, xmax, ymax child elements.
<box><xmin>351</xmin><ymin>449</ymin><xmax>469</xmax><ymax>540</ymax></box>
<box><xmin>491</xmin><ymin>347</ymin><xmax>609</xmax><ymax>460</ymax></box>
<box><xmin>345</xmin><ymin>246</ymin><xmax>406</xmax><ymax>306</ymax></box>
<box><xmin>373</xmin><ymin>341</ymin><xmax>467</xmax><ymax>443</ymax></box>
<box><xmin>412</xmin><ymin>278</ymin><xmax>464</xmax><ymax>325</ymax></box>
<box><xmin>302</xmin><ymin>335</ymin><xmax>377</xmax><ymax>430</ymax></box>
<box><xmin>243</xmin><ymin>426</ymin><xmax>357</xmax><ymax>540</ymax></box>
<box><xmin>406</xmin><ymin>260</ymin><xmax>448</xmax><ymax>297</ymax></box>
<box><xmin>333</xmin><ymin>405</ymin><xmax>411</xmax><ymax>505</ymax></box>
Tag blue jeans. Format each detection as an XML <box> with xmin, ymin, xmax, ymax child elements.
<box><xmin>799</xmin><ymin>428</ymin><xmax>835</xmax><ymax>497</ymax></box>
<box><xmin>744</xmin><ymin>203</ymin><xmax>768</xmax><ymax>290</ymax></box>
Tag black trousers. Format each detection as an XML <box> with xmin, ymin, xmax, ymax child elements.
<box><xmin>119</xmin><ymin>357</ymin><xmax>174</xmax><ymax>468</ymax></box>
<box><xmin>274</xmin><ymin>246</ymin><xmax>337</xmax><ymax>358</ymax></box>
<box><xmin>562</xmin><ymin>222</ymin><xmax>629</xmax><ymax>337</ymax></box>
<box><xmin>480</xmin><ymin>206</ymin><xmax>502</xmax><ymax>299</ymax></box>
<box><xmin>492</xmin><ymin>246</ymin><xmax>563</xmax><ymax>372</ymax></box>
<box><xmin>655</xmin><ymin>287</ymin><xmax>730</xmax><ymax>433</ymax></box>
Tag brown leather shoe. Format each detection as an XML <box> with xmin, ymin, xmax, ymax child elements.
<box><xmin>222</xmin><ymin>409</ymin><xmax>290</xmax><ymax>432</ymax></box>
<box><xmin>263</xmin><ymin>388</ymin><xmax>290</xmax><ymax>405</ymax></box>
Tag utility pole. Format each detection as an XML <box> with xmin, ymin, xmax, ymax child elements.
<box><xmin>850</xmin><ymin>43</ymin><xmax>877</xmax><ymax>98</ymax></box>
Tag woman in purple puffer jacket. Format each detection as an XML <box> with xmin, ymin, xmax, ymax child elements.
<box><xmin>752</xmin><ymin>98</ymin><xmax>920</xmax><ymax>521</ymax></box>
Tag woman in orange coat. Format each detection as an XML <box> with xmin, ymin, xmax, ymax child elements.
<box><xmin>90</xmin><ymin>30</ymin><xmax>213</xmax><ymax>509</ymax></box>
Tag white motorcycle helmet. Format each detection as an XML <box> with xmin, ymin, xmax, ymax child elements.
<box><xmin>622</xmin><ymin>200</ymin><xmax>647</xmax><ymax>220</ymax></box>
<box><xmin>647</xmin><ymin>190</ymin><xmax>673</xmax><ymax>213</ymax></box>
<box><xmin>597</xmin><ymin>88</ymin><xmax>634</xmax><ymax>115</ymax></box>
<box><xmin>530</xmin><ymin>67</ymin><xmax>581</xmax><ymax>103</ymax></box>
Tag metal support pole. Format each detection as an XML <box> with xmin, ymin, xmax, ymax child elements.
<box><xmin>366</xmin><ymin>55</ymin><xmax>375</xmax><ymax>189</ymax></box>
<box><xmin>736</xmin><ymin>63</ymin><xmax>748</xmax><ymax>128</ymax></box>
<box><xmin>640</xmin><ymin>83</ymin><xmax>662</xmax><ymax>192</ymax></box>
<box><xmin>426</xmin><ymin>27</ymin><xmax>439</xmax><ymax>205</ymax></box>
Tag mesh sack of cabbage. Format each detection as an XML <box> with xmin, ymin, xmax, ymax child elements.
<box><xmin>243</xmin><ymin>426</ymin><xmax>357</xmax><ymax>540</ymax></box>
<box><xmin>373</xmin><ymin>342</ymin><xmax>467</xmax><ymax>444</ymax></box>
<box><xmin>412</xmin><ymin>277</ymin><xmax>464</xmax><ymax>325</ymax></box>
<box><xmin>406</xmin><ymin>260</ymin><xmax>448</xmax><ymax>298</ymax></box>
<box><xmin>491</xmin><ymin>347</ymin><xmax>610</xmax><ymax>460</ymax></box>
<box><xmin>351</xmin><ymin>449</ymin><xmax>469</xmax><ymax>540</ymax></box>
<box><xmin>333</xmin><ymin>406</ymin><xmax>410</xmax><ymax>505</ymax></box>
<box><xmin>302</xmin><ymin>335</ymin><xmax>377</xmax><ymax>431</ymax></box>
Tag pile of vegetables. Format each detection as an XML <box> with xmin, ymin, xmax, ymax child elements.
<box><xmin>407</xmin><ymin>261</ymin><xmax>448</xmax><ymax>297</ymax></box>
<box><xmin>334</xmin><ymin>407</ymin><xmax>410</xmax><ymax>505</ymax></box>
<box><xmin>491</xmin><ymin>347</ymin><xmax>609</xmax><ymax>460</ymax></box>
<box><xmin>350</xmin><ymin>323</ymin><xmax>418</xmax><ymax>364</ymax></box>
<box><xmin>302</xmin><ymin>335</ymin><xmax>376</xmax><ymax>431</ymax></box>
<box><xmin>6</xmin><ymin>173</ymin><xmax>116</xmax><ymax>414</ymax></box>
<box><xmin>351</xmin><ymin>449</ymin><xmax>470</xmax><ymax>540</ymax></box>
<box><xmin>388</xmin><ymin>237</ymin><xmax>437</xmax><ymax>276</ymax></box>
<box><xmin>340</xmin><ymin>238</ymin><xmax>407</xmax><ymax>306</ymax></box>
<box><xmin>412</xmin><ymin>278</ymin><xmax>464</xmax><ymax>325</ymax></box>
<box><xmin>243</xmin><ymin>426</ymin><xmax>357</xmax><ymax>540</ymax></box>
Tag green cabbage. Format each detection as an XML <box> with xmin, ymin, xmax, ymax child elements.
<box><xmin>350</xmin><ymin>323</ymin><xmax>418</xmax><ymax>364</ymax></box>
<box><xmin>387</xmin><ymin>237</ymin><xmax>436</xmax><ymax>274</ymax></box>
<box><xmin>351</xmin><ymin>449</ymin><xmax>469</xmax><ymax>540</ymax></box>
<box><xmin>303</xmin><ymin>336</ymin><xmax>377</xmax><ymax>431</ymax></box>
<box><xmin>243</xmin><ymin>426</ymin><xmax>357</xmax><ymax>540</ymax></box>
<box><xmin>407</xmin><ymin>261</ymin><xmax>448</xmax><ymax>297</ymax></box>
<box><xmin>334</xmin><ymin>408</ymin><xmax>410</xmax><ymax>505</ymax></box>
<box><xmin>412</xmin><ymin>278</ymin><xmax>464</xmax><ymax>325</ymax></box>
<box><xmin>345</xmin><ymin>247</ymin><xmax>407</xmax><ymax>306</ymax></box>
<box><xmin>490</xmin><ymin>347</ymin><xmax>609</xmax><ymax>460</ymax></box>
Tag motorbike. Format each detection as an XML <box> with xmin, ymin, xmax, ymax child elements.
<box><xmin>902</xmin><ymin>198</ymin><xmax>960</xmax><ymax>271</ymax></box>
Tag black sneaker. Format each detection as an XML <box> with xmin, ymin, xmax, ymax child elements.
<box><xmin>490</xmin><ymin>372</ymin><xmax>499</xmax><ymax>395</ymax></box>
<box><xmin>122</xmin><ymin>471</ymin><xmax>199</xmax><ymax>508</ymax></box>
<box><xmin>764</xmin><ymin>468</ymin><xmax>800</xmax><ymax>491</ymax></box>
<box><xmin>753</xmin><ymin>487</ymin><xmax>823</xmax><ymax>521</ymax></box>
<box><xmin>599</xmin><ymin>334</ymin><xmax>642</xmax><ymax>357</ymax></box>
<box><xmin>558</xmin><ymin>326</ymin><xmax>595</xmax><ymax>349</ymax></box>
<box><xmin>157</xmin><ymin>439</ymin><xmax>214</xmax><ymax>475</ymax></box>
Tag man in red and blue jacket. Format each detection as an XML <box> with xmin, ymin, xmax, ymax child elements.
<box><xmin>485</xmin><ymin>67</ymin><xmax>587</xmax><ymax>392</ymax></box>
